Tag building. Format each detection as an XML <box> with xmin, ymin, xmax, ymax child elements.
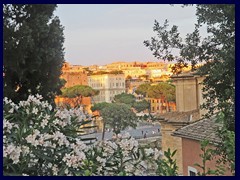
<box><xmin>125</xmin><ymin>78</ymin><xmax>150</xmax><ymax>94</ymax></box>
<box><xmin>146</xmin><ymin>97</ymin><xmax>176</xmax><ymax>114</ymax></box>
<box><xmin>173</xmin><ymin>117</ymin><xmax>232</xmax><ymax>176</ymax></box>
<box><xmin>157</xmin><ymin>110</ymin><xmax>200</xmax><ymax>175</ymax></box>
<box><xmin>122</xmin><ymin>68</ymin><xmax>147</xmax><ymax>78</ymax></box>
<box><xmin>87</xmin><ymin>73</ymin><xmax>125</xmax><ymax>103</ymax></box>
<box><xmin>171</xmin><ymin>72</ymin><xmax>206</xmax><ymax>117</ymax></box>
<box><xmin>61</xmin><ymin>62</ymin><xmax>88</xmax><ymax>87</ymax></box>
<box><xmin>156</xmin><ymin>72</ymin><xmax>204</xmax><ymax>175</ymax></box>
<box><xmin>157</xmin><ymin>71</ymin><xmax>232</xmax><ymax>175</ymax></box>
<box><xmin>55</xmin><ymin>62</ymin><xmax>90</xmax><ymax>111</ymax></box>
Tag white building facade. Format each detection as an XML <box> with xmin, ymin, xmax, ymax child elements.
<box><xmin>87</xmin><ymin>74</ymin><xmax>126</xmax><ymax>103</ymax></box>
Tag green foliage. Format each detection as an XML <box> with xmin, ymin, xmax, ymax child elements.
<box><xmin>135</xmin><ymin>83</ymin><xmax>151</xmax><ymax>97</ymax></box>
<box><xmin>144</xmin><ymin>4</ymin><xmax>235</xmax><ymax>172</ymax></box>
<box><xmin>133</xmin><ymin>100</ymin><xmax>150</xmax><ymax>113</ymax></box>
<box><xmin>90</xmin><ymin>102</ymin><xmax>110</xmax><ymax>112</ymax></box>
<box><xmin>81</xmin><ymin>134</ymin><xmax>163</xmax><ymax>176</ymax></box>
<box><xmin>147</xmin><ymin>82</ymin><xmax>175</xmax><ymax>102</ymax></box>
<box><xmin>3</xmin><ymin>4</ymin><xmax>65</xmax><ymax>105</ymax></box>
<box><xmin>194</xmin><ymin>140</ymin><xmax>225</xmax><ymax>176</ymax></box>
<box><xmin>156</xmin><ymin>148</ymin><xmax>178</xmax><ymax>176</ymax></box>
<box><xmin>113</xmin><ymin>93</ymin><xmax>136</xmax><ymax>106</ymax></box>
<box><xmin>169</xmin><ymin>61</ymin><xmax>188</xmax><ymax>75</ymax></box>
<box><xmin>61</xmin><ymin>85</ymin><xmax>99</xmax><ymax>107</ymax></box>
<box><xmin>215</xmin><ymin>126</ymin><xmax>235</xmax><ymax>175</ymax></box>
<box><xmin>3</xmin><ymin>95</ymin><xmax>96</xmax><ymax>176</ymax></box>
<box><xmin>101</xmin><ymin>103</ymin><xmax>138</xmax><ymax>134</ymax></box>
<box><xmin>61</xmin><ymin>85</ymin><xmax>99</xmax><ymax>98</ymax></box>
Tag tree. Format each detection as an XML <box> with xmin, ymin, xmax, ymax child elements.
<box><xmin>61</xmin><ymin>85</ymin><xmax>99</xmax><ymax>107</ymax></box>
<box><xmin>113</xmin><ymin>93</ymin><xmax>136</xmax><ymax>106</ymax></box>
<box><xmin>132</xmin><ymin>100</ymin><xmax>150</xmax><ymax>113</ymax></box>
<box><xmin>91</xmin><ymin>102</ymin><xmax>110</xmax><ymax>140</ymax></box>
<box><xmin>134</xmin><ymin>83</ymin><xmax>151</xmax><ymax>97</ymax></box>
<box><xmin>147</xmin><ymin>83</ymin><xmax>175</xmax><ymax>102</ymax></box>
<box><xmin>147</xmin><ymin>82</ymin><xmax>175</xmax><ymax>113</ymax></box>
<box><xmin>3</xmin><ymin>4</ymin><xmax>65</xmax><ymax>105</ymax></box>
<box><xmin>101</xmin><ymin>103</ymin><xmax>138</xmax><ymax>134</ymax></box>
<box><xmin>91</xmin><ymin>102</ymin><xmax>110</xmax><ymax>113</ymax></box>
<box><xmin>144</xmin><ymin>5</ymin><xmax>235</xmax><ymax>173</ymax></box>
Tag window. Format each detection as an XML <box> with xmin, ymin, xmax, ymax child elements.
<box><xmin>189</xmin><ymin>171</ymin><xmax>196</xmax><ymax>176</ymax></box>
<box><xmin>188</xmin><ymin>166</ymin><xmax>197</xmax><ymax>176</ymax></box>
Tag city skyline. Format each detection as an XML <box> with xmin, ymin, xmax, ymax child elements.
<box><xmin>54</xmin><ymin>4</ymin><xmax>207</xmax><ymax>66</ymax></box>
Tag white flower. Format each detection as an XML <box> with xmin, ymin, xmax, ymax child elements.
<box><xmin>48</xmin><ymin>163</ymin><xmax>52</xmax><ymax>168</ymax></box>
<box><xmin>26</xmin><ymin>108</ymin><xmax>30</xmax><ymax>114</ymax></box>
<box><xmin>64</xmin><ymin>168</ymin><xmax>69</xmax><ymax>174</ymax></box>
<box><xmin>32</xmin><ymin>107</ymin><xmax>38</xmax><ymax>114</ymax></box>
<box><xmin>8</xmin><ymin>108</ymin><xmax>14</xmax><ymax>113</ymax></box>
<box><xmin>36</xmin><ymin>94</ymin><xmax>43</xmax><ymax>100</ymax></box>
<box><xmin>3</xmin><ymin>97</ymin><xmax>10</xmax><ymax>104</ymax></box>
<box><xmin>21</xmin><ymin>146</ymin><xmax>30</xmax><ymax>155</ymax></box>
<box><xmin>145</xmin><ymin>148</ymin><xmax>154</xmax><ymax>156</ymax></box>
<box><xmin>52</xmin><ymin>165</ymin><xmax>59</xmax><ymax>175</ymax></box>
<box><xmin>96</xmin><ymin>156</ymin><xmax>106</xmax><ymax>165</ymax></box>
<box><xmin>41</xmin><ymin>118</ymin><xmax>48</xmax><ymax>128</ymax></box>
<box><xmin>48</xmin><ymin>105</ymin><xmax>52</xmax><ymax>111</ymax></box>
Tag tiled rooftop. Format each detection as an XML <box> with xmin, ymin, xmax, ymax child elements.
<box><xmin>156</xmin><ymin>109</ymin><xmax>200</xmax><ymax>123</ymax></box>
<box><xmin>172</xmin><ymin>116</ymin><xmax>222</xmax><ymax>144</ymax></box>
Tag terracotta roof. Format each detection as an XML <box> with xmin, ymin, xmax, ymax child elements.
<box><xmin>172</xmin><ymin>116</ymin><xmax>222</xmax><ymax>144</ymax></box>
<box><xmin>156</xmin><ymin>109</ymin><xmax>200</xmax><ymax>123</ymax></box>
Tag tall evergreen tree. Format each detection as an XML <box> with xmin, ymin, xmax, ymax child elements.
<box><xmin>3</xmin><ymin>4</ymin><xmax>65</xmax><ymax>105</ymax></box>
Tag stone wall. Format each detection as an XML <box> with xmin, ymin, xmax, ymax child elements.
<box><xmin>160</xmin><ymin>121</ymin><xmax>186</xmax><ymax>175</ymax></box>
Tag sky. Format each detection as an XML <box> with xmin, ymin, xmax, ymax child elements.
<box><xmin>54</xmin><ymin>4</ymin><xmax>207</xmax><ymax>66</ymax></box>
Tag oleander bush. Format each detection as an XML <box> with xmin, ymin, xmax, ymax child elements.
<box><xmin>3</xmin><ymin>94</ymin><xmax>166</xmax><ymax>176</ymax></box>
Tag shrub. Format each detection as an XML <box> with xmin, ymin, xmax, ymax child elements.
<box><xmin>3</xmin><ymin>94</ymin><xmax>165</xmax><ymax>176</ymax></box>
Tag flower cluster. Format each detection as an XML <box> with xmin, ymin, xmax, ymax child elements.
<box><xmin>3</xmin><ymin>95</ymin><xmax>89</xmax><ymax>176</ymax></box>
<box><xmin>83</xmin><ymin>132</ymin><xmax>163</xmax><ymax>176</ymax></box>
<box><xmin>4</xmin><ymin>95</ymin><xmax>163</xmax><ymax>176</ymax></box>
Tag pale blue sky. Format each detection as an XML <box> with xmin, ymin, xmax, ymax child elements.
<box><xmin>54</xmin><ymin>4</ymin><xmax>206</xmax><ymax>66</ymax></box>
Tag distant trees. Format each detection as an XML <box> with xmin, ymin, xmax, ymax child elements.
<box><xmin>91</xmin><ymin>93</ymin><xmax>150</xmax><ymax>139</ymax></box>
<box><xmin>113</xmin><ymin>93</ymin><xmax>150</xmax><ymax>113</ymax></box>
<box><xmin>135</xmin><ymin>82</ymin><xmax>175</xmax><ymax>102</ymax></box>
<box><xmin>135</xmin><ymin>82</ymin><xmax>175</xmax><ymax>113</ymax></box>
<box><xmin>3</xmin><ymin>4</ymin><xmax>65</xmax><ymax>105</ymax></box>
<box><xmin>91</xmin><ymin>102</ymin><xmax>138</xmax><ymax>140</ymax></box>
<box><xmin>113</xmin><ymin>93</ymin><xmax>136</xmax><ymax>106</ymax></box>
<box><xmin>147</xmin><ymin>83</ymin><xmax>175</xmax><ymax>102</ymax></box>
<box><xmin>61</xmin><ymin>85</ymin><xmax>99</xmax><ymax>107</ymax></box>
<box><xmin>132</xmin><ymin>100</ymin><xmax>150</xmax><ymax>113</ymax></box>
<box><xmin>134</xmin><ymin>83</ymin><xmax>151</xmax><ymax>97</ymax></box>
<box><xmin>101</xmin><ymin>103</ymin><xmax>138</xmax><ymax>135</ymax></box>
